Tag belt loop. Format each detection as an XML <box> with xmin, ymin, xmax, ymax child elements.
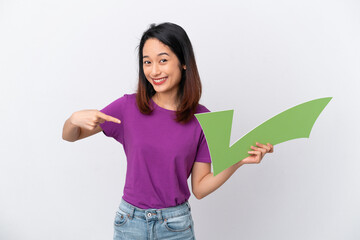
<box><xmin>157</xmin><ymin>209</ymin><xmax>163</xmax><ymax>221</ymax></box>
<box><xmin>186</xmin><ymin>201</ymin><xmax>191</xmax><ymax>212</ymax></box>
<box><xmin>127</xmin><ymin>206</ymin><xmax>135</xmax><ymax>220</ymax></box>
<box><xmin>121</xmin><ymin>198</ymin><xmax>135</xmax><ymax>219</ymax></box>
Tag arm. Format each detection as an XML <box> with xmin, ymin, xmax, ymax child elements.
<box><xmin>191</xmin><ymin>160</ymin><xmax>244</xmax><ymax>200</ymax></box>
<box><xmin>62</xmin><ymin>116</ymin><xmax>82</xmax><ymax>142</ymax></box>
<box><xmin>191</xmin><ymin>142</ymin><xmax>273</xmax><ymax>199</ymax></box>
<box><xmin>62</xmin><ymin>116</ymin><xmax>103</xmax><ymax>142</ymax></box>
<box><xmin>62</xmin><ymin>110</ymin><xmax>120</xmax><ymax>142</ymax></box>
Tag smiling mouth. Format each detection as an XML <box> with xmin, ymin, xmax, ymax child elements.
<box><xmin>152</xmin><ymin>77</ymin><xmax>167</xmax><ymax>85</ymax></box>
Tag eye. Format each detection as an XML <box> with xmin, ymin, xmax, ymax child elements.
<box><xmin>160</xmin><ymin>59</ymin><xmax>168</xmax><ymax>63</ymax></box>
<box><xmin>143</xmin><ymin>60</ymin><xmax>151</xmax><ymax>65</ymax></box>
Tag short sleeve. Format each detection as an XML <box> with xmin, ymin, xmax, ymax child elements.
<box><xmin>194</xmin><ymin>104</ymin><xmax>212</xmax><ymax>163</ymax></box>
<box><xmin>99</xmin><ymin>94</ymin><xmax>127</xmax><ymax>144</ymax></box>
<box><xmin>195</xmin><ymin>130</ymin><xmax>212</xmax><ymax>163</ymax></box>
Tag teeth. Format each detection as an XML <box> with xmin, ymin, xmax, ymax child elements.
<box><xmin>154</xmin><ymin>77</ymin><xmax>167</xmax><ymax>83</ymax></box>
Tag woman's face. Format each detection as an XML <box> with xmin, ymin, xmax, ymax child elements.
<box><xmin>142</xmin><ymin>38</ymin><xmax>185</xmax><ymax>96</ymax></box>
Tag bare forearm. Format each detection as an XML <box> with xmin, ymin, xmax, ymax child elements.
<box><xmin>196</xmin><ymin>160</ymin><xmax>244</xmax><ymax>199</ymax></box>
<box><xmin>62</xmin><ymin>116</ymin><xmax>80</xmax><ymax>142</ymax></box>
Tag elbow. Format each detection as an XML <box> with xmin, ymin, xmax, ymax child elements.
<box><xmin>63</xmin><ymin>138</ymin><xmax>76</xmax><ymax>142</ymax></box>
<box><xmin>62</xmin><ymin>138</ymin><xmax>73</xmax><ymax>142</ymax></box>
<box><xmin>62</xmin><ymin>135</ymin><xmax>69</xmax><ymax>141</ymax></box>
<box><xmin>196</xmin><ymin>195</ymin><xmax>204</xmax><ymax>200</ymax></box>
<box><xmin>62</xmin><ymin>134</ymin><xmax>76</xmax><ymax>142</ymax></box>
<box><xmin>193</xmin><ymin>190</ymin><xmax>205</xmax><ymax>200</ymax></box>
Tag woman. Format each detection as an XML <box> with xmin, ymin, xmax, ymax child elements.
<box><xmin>62</xmin><ymin>22</ymin><xmax>273</xmax><ymax>240</ymax></box>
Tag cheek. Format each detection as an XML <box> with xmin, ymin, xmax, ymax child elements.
<box><xmin>174</xmin><ymin>68</ymin><xmax>183</xmax><ymax>82</ymax></box>
<box><xmin>168</xmin><ymin>64</ymin><xmax>182</xmax><ymax>78</ymax></box>
<box><xmin>143</xmin><ymin>67</ymin><xmax>151</xmax><ymax>78</ymax></box>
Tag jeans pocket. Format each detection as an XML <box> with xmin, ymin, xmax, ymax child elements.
<box><xmin>164</xmin><ymin>212</ymin><xmax>192</xmax><ymax>232</ymax></box>
<box><xmin>114</xmin><ymin>209</ymin><xmax>128</xmax><ymax>227</ymax></box>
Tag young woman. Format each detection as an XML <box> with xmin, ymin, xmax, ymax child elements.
<box><xmin>62</xmin><ymin>22</ymin><xmax>273</xmax><ymax>240</ymax></box>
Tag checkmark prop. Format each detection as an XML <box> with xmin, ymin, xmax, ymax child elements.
<box><xmin>195</xmin><ymin>97</ymin><xmax>332</xmax><ymax>176</ymax></box>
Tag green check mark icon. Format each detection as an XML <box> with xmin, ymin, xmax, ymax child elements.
<box><xmin>195</xmin><ymin>97</ymin><xmax>332</xmax><ymax>176</ymax></box>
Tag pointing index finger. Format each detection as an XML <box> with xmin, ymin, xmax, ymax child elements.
<box><xmin>98</xmin><ymin>111</ymin><xmax>121</xmax><ymax>124</ymax></box>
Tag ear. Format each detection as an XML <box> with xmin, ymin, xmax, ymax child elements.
<box><xmin>183</xmin><ymin>65</ymin><xmax>187</xmax><ymax>70</ymax></box>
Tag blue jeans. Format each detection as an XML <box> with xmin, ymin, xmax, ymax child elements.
<box><xmin>113</xmin><ymin>198</ymin><xmax>196</xmax><ymax>240</ymax></box>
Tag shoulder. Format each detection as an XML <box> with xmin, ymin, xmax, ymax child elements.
<box><xmin>108</xmin><ymin>93</ymin><xmax>134</xmax><ymax>103</ymax></box>
<box><xmin>100</xmin><ymin>93</ymin><xmax>136</xmax><ymax>112</ymax></box>
<box><xmin>125</xmin><ymin>93</ymin><xmax>136</xmax><ymax>98</ymax></box>
<box><xmin>123</xmin><ymin>93</ymin><xmax>136</xmax><ymax>101</ymax></box>
<box><xmin>195</xmin><ymin>103</ymin><xmax>210</xmax><ymax>114</ymax></box>
<box><xmin>115</xmin><ymin>93</ymin><xmax>136</xmax><ymax>106</ymax></box>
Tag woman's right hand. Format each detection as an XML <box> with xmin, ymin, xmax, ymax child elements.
<box><xmin>70</xmin><ymin>110</ymin><xmax>121</xmax><ymax>130</ymax></box>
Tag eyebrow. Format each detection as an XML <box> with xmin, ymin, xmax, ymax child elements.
<box><xmin>143</xmin><ymin>52</ymin><xmax>169</xmax><ymax>58</ymax></box>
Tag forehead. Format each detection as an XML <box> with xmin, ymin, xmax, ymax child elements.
<box><xmin>143</xmin><ymin>38</ymin><xmax>173</xmax><ymax>56</ymax></box>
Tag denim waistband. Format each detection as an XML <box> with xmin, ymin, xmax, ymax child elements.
<box><xmin>118</xmin><ymin>198</ymin><xmax>191</xmax><ymax>221</ymax></box>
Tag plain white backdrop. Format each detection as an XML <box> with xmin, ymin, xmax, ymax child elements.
<box><xmin>1</xmin><ymin>0</ymin><xmax>359</xmax><ymax>239</ymax></box>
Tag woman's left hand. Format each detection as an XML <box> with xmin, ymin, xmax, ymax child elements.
<box><xmin>242</xmin><ymin>142</ymin><xmax>274</xmax><ymax>164</ymax></box>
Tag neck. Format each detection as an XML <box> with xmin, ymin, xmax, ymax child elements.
<box><xmin>153</xmin><ymin>91</ymin><xmax>179</xmax><ymax>111</ymax></box>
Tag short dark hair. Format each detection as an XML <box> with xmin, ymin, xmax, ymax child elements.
<box><xmin>136</xmin><ymin>22</ymin><xmax>202</xmax><ymax>123</ymax></box>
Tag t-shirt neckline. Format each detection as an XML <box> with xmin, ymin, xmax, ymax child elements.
<box><xmin>150</xmin><ymin>98</ymin><xmax>177</xmax><ymax>112</ymax></box>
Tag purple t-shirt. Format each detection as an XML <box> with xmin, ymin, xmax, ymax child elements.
<box><xmin>99</xmin><ymin>93</ymin><xmax>211</xmax><ymax>209</ymax></box>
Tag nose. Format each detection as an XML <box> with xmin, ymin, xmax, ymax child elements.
<box><xmin>151</xmin><ymin>63</ymin><xmax>161</xmax><ymax>77</ymax></box>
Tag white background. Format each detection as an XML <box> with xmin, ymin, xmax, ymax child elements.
<box><xmin>1</xmin><ymin>0</ymin><xmax>359</xmax><ymax>239</ymax></box>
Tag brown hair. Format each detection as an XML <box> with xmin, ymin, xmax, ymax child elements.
<box><xmin>136</xmin><ymin>22</ymin><xmax>202</xmax><ymax>124</ymax></box>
